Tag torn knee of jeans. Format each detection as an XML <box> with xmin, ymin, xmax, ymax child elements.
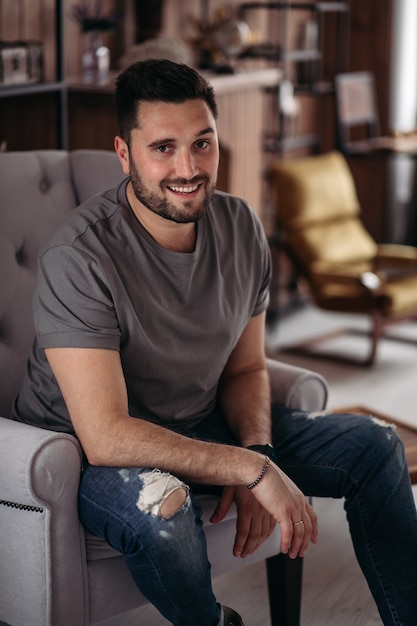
<box><xmin>307</xmin><ymin>410</ymin><xmax>329</xmax><ymax>419</ymax></box>
<box><xmin>136</xmin><ymin>469</ymin><xmax>189</xmax><ymax>518</ymax></box>
<box><xmin>370</xmin><ymin>416</ymin><xmax>397</xmax><ymax>431</ymax></box>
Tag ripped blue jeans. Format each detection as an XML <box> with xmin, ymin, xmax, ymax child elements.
<box><xmin>78</xmin><ymin>404</ymin><xmax>417</xmax><ymax>626</ymax></box>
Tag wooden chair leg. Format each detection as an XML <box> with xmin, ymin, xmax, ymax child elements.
<box><xmin>266</xmin><ymin>553</ymin><xmax>303</xmax><ymax>626</ymax></box>
<box><xmin>367</xmin><ymin>310</ymin><xmax>383</xmax><ymax>366</ymax></box>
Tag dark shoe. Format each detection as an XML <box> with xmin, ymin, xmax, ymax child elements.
<box><xmin>223</xmin><ymin>605</ymin><xmax>244</xmax><ymax>626</ymax></box>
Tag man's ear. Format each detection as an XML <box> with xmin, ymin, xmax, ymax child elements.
<box><xmin>114</xmin><ymin>136</ymin><xmax>130</xmax><ymax>174</ymax></box>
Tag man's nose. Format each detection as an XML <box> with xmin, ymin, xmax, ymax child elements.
<box><xmin>174</xmin><ymin>149</ymin><xmax>197</xmax><ymax>179</ymax></box>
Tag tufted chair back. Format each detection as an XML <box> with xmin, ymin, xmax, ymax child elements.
<box><xmin>0</xmin><ymin>150</ymin><xmax>124</xmax><ymax>416</ymax></box>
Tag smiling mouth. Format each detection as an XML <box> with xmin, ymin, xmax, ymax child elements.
<box><xmin>167</xmin><ymin>183</ymin><xmax>201</xmax><ymax>194</ymax></box>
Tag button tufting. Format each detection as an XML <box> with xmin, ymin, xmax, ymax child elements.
<box><xmin>39</xmin><ymin>178</ymin><xmax>50</xmax><ymax>193</ymax></box>
<box><xmin>15</xmin><ymin>247</ymin><xmax>24</xmax><ymax>265</ymax></box>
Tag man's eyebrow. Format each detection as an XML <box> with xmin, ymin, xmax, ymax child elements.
<box><xmin>197</xmin><ymin>127</ymin><xmax>216</xmax><ymax>137</ymax></box>
<box><xmin>147</xmin><ymin>127</ymin><xmax>216</xmax><ymax>148</ymax></box>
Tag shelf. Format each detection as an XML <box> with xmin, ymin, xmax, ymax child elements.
<box><xmin>242</xmin><ymin>45</ymin><xmax>322</xmax><ymax>63</ymax></box>
<box><xmin>264</xmin><ymin>79</ymin><xmax>334</xmax><ymax>96</ymax></box>
<box><xmin>0</xmin><ymin>81</ymin><xmax>66</xmax><ymax>99</ymax></box>
<box><xmin>0</xmin><ymin>0</ymin><xmax>67</xmax><ymax>149</ymax></box>
<box><xmin>239</xmin><ymin>0</ymin><xmax>349</xmax><ymax>157</ymax></box>
<box><xmin>294</xmin><ymin>81</ymin><xmax>334</xmax><ymax>94</ymax></box>
<box><xmin>239</xmin><ymin>2</ymin><xmax>347</xmax><ymax>12</ymax></box>
<box><xmin>264</xmin><ymin>133</ymin><xmax>320</xmax><ymax>153</ymax></box>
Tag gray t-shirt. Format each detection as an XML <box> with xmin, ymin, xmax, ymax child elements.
<box><xmin>12</xmin><ymin>179</ymin><xmax>271</xmax><ymax>434</ymax></box>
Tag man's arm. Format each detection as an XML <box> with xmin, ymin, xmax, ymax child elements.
<box><xmin>45</xmin><ymin>344</ymin><xmax>317</xmax><ymax>559</ymax></box>
<box><xmin>45</xmin><ymin>345</ymin><xmax>263</xmax><ymax>483</ymax></box>
<box><xmin>217</xmin><ymin>311</ymin><xmax>272</xmax><ymax>447</ymax></box>
<box><xmin>214</xmin><ymin>311</ymin><xmax>276</xmax><ymax>557</ymax></box>
<box><xmin>214</xmin><ymin>311</ymin><xmax>317</xmax><ymax>558</ymax></box>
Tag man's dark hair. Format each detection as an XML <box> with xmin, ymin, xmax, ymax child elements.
<box><xmin>115</xmin><ymin>59</ymin><xmax>218</xmax><ymax>142</ymax></box>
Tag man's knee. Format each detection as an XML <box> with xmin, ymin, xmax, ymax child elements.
<box><xmin>160</xmin><ymin>487</ymin><xmax>189</xmax><ymax>518</ymax></box>
<box><xmin>136</xmin><ymin>469</ymin><xmax>189</xmax><ymax>518</ymax></box>
<box><xmin>358</xmin><ymin>415</ymin><xmax>407</xmax><ymax>476</ymax></box>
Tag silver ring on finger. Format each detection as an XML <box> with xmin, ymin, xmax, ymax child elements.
<box><xmin>293</xmin><ymin>520</ymin><xmax>304</xmax><ymax>527</ymax></box>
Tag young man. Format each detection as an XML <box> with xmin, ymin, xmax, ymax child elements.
<box><xmin>12</xmin><ymin>59</ymin><xmax>417</xmax><ymax>626</ymax></box>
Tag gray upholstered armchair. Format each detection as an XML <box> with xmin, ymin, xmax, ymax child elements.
<box><xmin>0</xmin><ymin>150</ymin><xmax>328</xmax><ymax>626</ymax></box>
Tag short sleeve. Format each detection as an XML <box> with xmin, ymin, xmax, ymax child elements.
<box><xmin>34</xmin><ymin>245</ymin><xmax>121</xmax><ymax>349</ymax></box>
<box><xmin>251</xmin><ymin>212</ymin><xmax>272</xmax><ymax>317</ymax></box>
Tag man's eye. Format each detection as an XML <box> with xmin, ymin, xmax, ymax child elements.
<box><xmin>195</xmin><ymin>140</ymin><xmax>209</xmax><ymax>149</ymax></box>
<box><xmin>156</xmin><ymin>145</ymin><xmax>171</xmax><ymax>153</ymax></box>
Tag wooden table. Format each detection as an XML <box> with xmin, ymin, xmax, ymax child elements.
<box><xmin>334</xmin><ymin>405</ymin><xmax>417</xmax><ymax>483</ymax></box>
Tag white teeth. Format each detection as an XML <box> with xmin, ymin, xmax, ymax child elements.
<box><xmin>168</xmin><ymin>184</ymin><xmax>199</xmax><ymax>193</ymax></box>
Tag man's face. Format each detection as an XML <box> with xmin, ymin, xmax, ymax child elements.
<box><xmin>122</xmin><ymin>99</ymin><xmax>219</xmax><ymax>224</ymax></box>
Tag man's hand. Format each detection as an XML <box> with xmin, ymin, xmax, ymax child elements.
<box><xmin>251</xmin><ymin>461</ymin><xmax>318</xmax><ymax>559</ymax></box>
<box><xmin>210</xmin><ymin>485</ymin><xmax>277</xmax><ymax>558</ymax></box>
<box><xmin>210</xmin><ymin>461</ymin><xmax>318</xmax><ymax>560</ymax></box>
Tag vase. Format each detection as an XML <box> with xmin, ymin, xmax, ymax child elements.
<box><xmin>81</xmin><ymin>33</ymin><xmax>110</xmax><ymax>84</ymax></box>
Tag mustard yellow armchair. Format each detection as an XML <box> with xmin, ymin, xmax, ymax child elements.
<box><xmin>269</xmin><ymin>150</ymin><xmax>417</xmax><ymax>365</ymax></box>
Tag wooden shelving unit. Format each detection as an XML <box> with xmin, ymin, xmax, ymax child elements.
<box><xmin>238</xmin><ymin>1</ymin><xmax>349</xmax><ymax>156</ymax></box>
<box><xmin>0</xmin><ymin>0</ymin><xmax>67</xmax><ymax>149</ymax></box>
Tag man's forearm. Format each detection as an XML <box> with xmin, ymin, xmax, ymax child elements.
<box><xmin>218</xmin><ymin>366</ymin><xmax>272</xmax><ymax>447</ymax></box>
<box><xmin>86</xmin><ymin>412</ymin><xmax>268</xmax><ymax>489</ymax></box>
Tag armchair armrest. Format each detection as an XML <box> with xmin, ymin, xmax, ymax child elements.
<box><xmin>311</xmin><ymin>260</ymin><xmax>370</xmax><ymax>283</ymax></box>
<box><xmin>376</xmin><ymin>244</ymin><xmax>417</xmax><ymax>263</ymax></box>
<box><xmin>0</xmin><ymin>417</ymin><xmax>82</xmax><ymax>506</ymax></box>
<box><xmin>309</xmin><ymin>262</ymin><xmax>384</xmax><ymax>299</ymax></box>
<box><xmin>0</xmin><ymin>417</ymin><xmax>88</xmax><ymax>626</ymax></box>
<box><xmin>312</xmin><ymin>248</ymin><xmax>417</xmax><ymax>283</ymax></box>
<box><xmin>267</xmin><ymin>357</ymin><xmax>328</xmax><ymax>411</ymax></box>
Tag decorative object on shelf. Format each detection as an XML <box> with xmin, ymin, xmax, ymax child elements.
<box><xmin>70</xmin><ymin>1</ymin><xmax>122</xmax><ymax>83</ymax></box>
<box><xmin>278</xmin><ymin>79</ymin><xmax>300</xmax><ymax>139</ymax></box>
<box><xmin>119</xmin><ymin>36</ymin><xmax>194</xmax><ymax>70</ymax></box>
<box><xmin>120</xmin><ymin>0</ymin><xmax>194</xmax><ymax>71</ymax></box>
<box><xmin>297</xmin><ymin>20</ymin><xmax>320</xmax><ymax>86</ymax></box>
<box><xmin>0</xmin><ymin>41</ymin><xmax>43</xmax><ymax>86</ymax></box>
<box><xmin>80</xmin><ymin>32</ymin><xmax>110</xmax><ymax>84</ymax></box>
<box><xmin>189</xmin><ymin>6</ymin><xmax>253</xmax><ymax>72</ymax></box>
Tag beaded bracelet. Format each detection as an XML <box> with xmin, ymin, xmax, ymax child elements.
<box><xmin>246</xmin><ymin>455</ymin><xmax>271</xmax><ymax>490</ymax></box>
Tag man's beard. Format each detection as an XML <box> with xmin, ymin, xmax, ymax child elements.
<box><xmin>129</xmin><ymin>160</ymin><xmax>216</xmax><ymax>224</ymax></box>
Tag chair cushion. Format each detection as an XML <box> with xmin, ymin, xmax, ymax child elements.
<box><xmin>69</xmin><ymin>150</ymin><xmax>125</xmax><ymax>205</ymax></box>
<box><xmin>379</xmin><ymin>275</ymin><xmax>417</xmax><ymax>315</ymax></box>
<box><xmin>85</xmin><ymin>495</ymin><xmax>243</xmax><ymax>562</ymax></box>
<box><xmin>287</xmin><ymin>218</ymin><xmax>377</xmax><ymax>265</ymax></box>
<box><xmin>270</xmin><ymin>151</ymin><xmax>361</xmax><ymax>227</ymax></box>
<box><xmin>270</xmin><ymin>151</ymin><xmax>378</xmax><ymax>264</ymax></box>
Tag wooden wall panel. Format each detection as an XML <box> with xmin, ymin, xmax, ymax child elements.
<box><xmin>349</xmin><ymin>0</ymin><xmax>394</xmax><ymax>134</ymax></box>
<box><xmin>0</xmin><ymin>93</ymin><xmax>58</xmax><ymax>149</ymax></box>
<box><xmin>68</xmin><ymin>91</ymin><xmax>118</xmax><ymax>151</ymax></box>
<box><xmin>347</xmin><ymin>0</ymin><xmax>395</xmax><ymax>242</ymax></box>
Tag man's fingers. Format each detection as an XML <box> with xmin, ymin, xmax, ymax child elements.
<box><xmin>280</xmin><ymin>504</ymin><xmax>317</xmax><ymax>558</ymax></box>
<box><xmin>233</xmin><ymin>491</ymin><xmax>278</xmax><ymax>558</ymax></box>
<box><xmin>292</xmin><ymin>517</ymin><xmax>311</xmax><ymax>558</ymax></box>
<box><xmin>308</xmin><ymin>501</ymin><xmax>319</xmax><ymax>543</ymax></box>
<box><xmin>210</xmin><ymin>486</ymin><xmax>234</xmax><ymax>523</ymax></box>
<box><xmin>234</xmin><ymin>506</ymin><xmax>264</xmax><ymax>557</ymax></box>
